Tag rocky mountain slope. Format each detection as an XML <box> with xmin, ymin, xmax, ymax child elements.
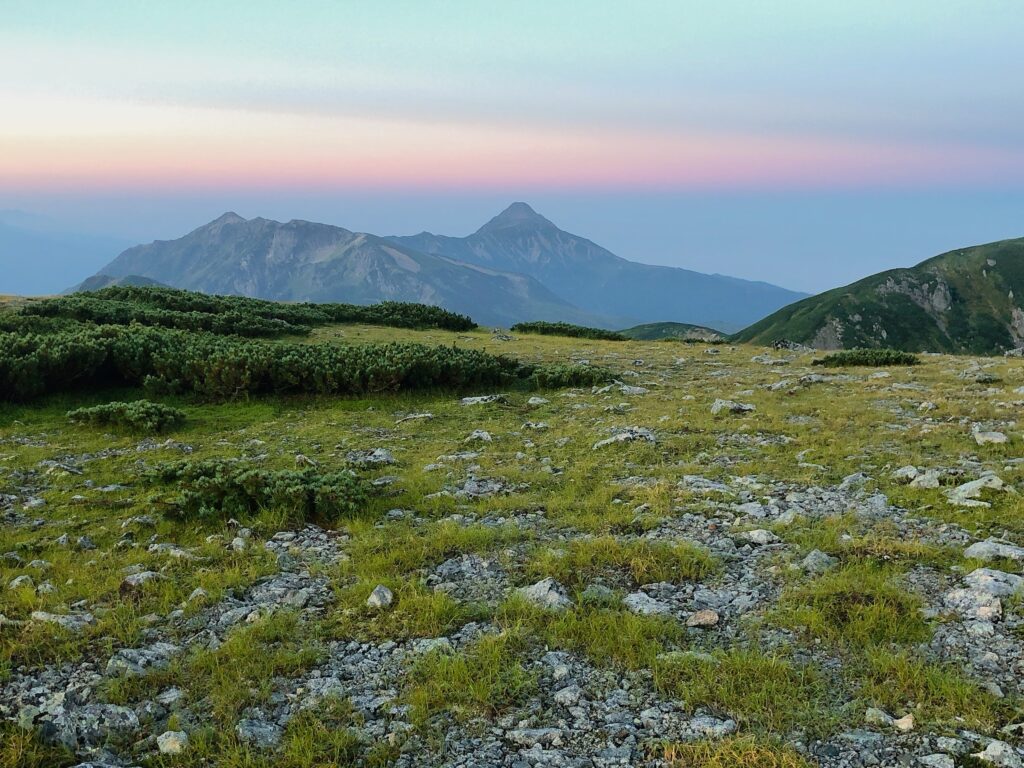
<box><xmin>391</xmin><ymin>203</ymin><xmax>806</xmax><ymax>332</ymax></box>
<box><xmin>734</xmin><ymin>237</ymin><xmax>1024</xmax><ymax>354</ymax></box>
<box><xmin>93</xmin><ymin>213</ymin><xmax>603</xmax><ymax>328</ymax></box>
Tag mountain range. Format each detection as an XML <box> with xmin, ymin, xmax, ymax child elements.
<box><xmin>735</xmin><ymin>236</ymin><xmax>1024</xmax><ymax>354</ymax></box>
<box><xmin>85</xmin><ymin>204</ymin><xmax>805</xmax><ymax>330</ymax></box>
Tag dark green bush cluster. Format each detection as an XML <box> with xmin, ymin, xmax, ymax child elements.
<box><xmin>0</xmin><ymin>325</ymin><xmax>606</xmax><ymax>401</ymax></box>
<box><xmin>812</xmin><ymin>348</ymin><xmax>921</xmax><ymax>367</ymax></box>
<box><xmin>524</xmin><ymin>363</ymin><xmax>612</xmax><ymax>389</ymax></box>
<box><xmin>21</xmin><ymin>294</ymin><xmax>309</xmax><ymax>337</ymax></box>
<box><xmin>146</xmin><ymin>459</ymin><xmax>370</xmax><ymax>524</ymax></box>
<box><xmin>67</xmin><ymin>399</ymin><xmax>186</xmax><ymax>432</ymax></box>
<box><xmin>510</xmin><ymin>321</ymin><xmax>626</xmax><ymax>341</ymax></box>
<box><xmin>18</xmin><ymin>286</ymin><xmax>477</xmax><ymax>336</ymax></box>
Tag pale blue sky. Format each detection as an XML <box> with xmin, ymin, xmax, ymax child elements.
<box><xmin>1</xmin><ymin>0</ymin><xmax>1022</xmax><ymax>291</ymax></box>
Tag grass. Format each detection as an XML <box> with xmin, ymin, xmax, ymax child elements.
<box><xmin>404</xmin><ymin>629</ymin><xmax>537</xmax><ymax>727</ymax></box>
<box><xmin>498</xmin><ymin>596</ymin><xmax>682</xmax><ymax>669</ymax></box>
<box><xmin>526</xmin><ymin>535</ymin><xmax>717</xmax><ymax>588</ymax></box>
<box><xmin>653</xmin><ymin>648</ymin><xmax>837</xmax><ymax>735</ymax></box>
<box><xmin>772</xmin><ymin>563</ymin><xmax>931</xmax><ymax>648</ymax></box>
<box><xmin>662</xmin><ymin>736</ymin><xmax>814</xmax><ymax>768</ymax></box>
<box><xmin>332</xmin><ymin>578</ymin><xmax>487</xmax><ymax>641</ymax></box>
<box><xmin>859</xmin><ymin>648</ymin><xmax>1008</xmax><ymax>729</ymax></box>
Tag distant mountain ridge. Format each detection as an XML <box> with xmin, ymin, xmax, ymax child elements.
<box><xmin>92</xmin><ymin>213</ymin><xmax>607</xmax><ymax>328</ymax></box>
<box><xmin>733</xmin><ymin>236</ymin><xmax>1024</xmax><ymax>354</ymax></box>
<box><xmin>87</xmin><ymin>203</ymin><xmax>805</xmax><ymax>329</ymax></box>
<box><xmin>391</xmin><ymin>202</ymin><xmax>806</xmax><ymax>331</ymax></box>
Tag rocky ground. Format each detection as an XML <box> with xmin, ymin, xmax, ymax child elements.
<box><xmin>2</xmin><ymin>325</ymin><xmax>1024</xmax><ymax>767</ymax></box>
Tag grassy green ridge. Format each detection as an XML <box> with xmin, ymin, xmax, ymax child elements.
<box><xmin>733</xmin><ymin>237</ymin><xmax>1024</xmax><ymax>354</ymax></box>
<box><xmin>618</xmin><ymin>321</ymin><xmax>724</xmax><ymax>341</ymax></box>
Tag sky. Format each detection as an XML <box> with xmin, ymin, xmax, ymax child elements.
<box><xmin>2</xmin><ymin>0</ymin><xmax>1023</xmax><ymax>292</ymax></box>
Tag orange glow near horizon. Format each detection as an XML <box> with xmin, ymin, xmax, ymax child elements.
<box><xmin>3</xmin><ymin>97</ymin><xmax>1023</xmax><ymax>193</ymax></box>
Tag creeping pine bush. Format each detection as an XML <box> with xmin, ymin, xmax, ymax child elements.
<box><xmin>21</xmin><ymin>286</ymin><xmax>477</xmax><ymax>335</ymax></box>
<box><xmin>812</xmin><ymin>348</ymin><xmax>920</xmax><ymax>367</ymax></box>
<box><xmin>67</xmin><ymin>400</ymin><xmax>185</xmax><ymax>432</ymax></box>
<box><xmin>0</xmin><ymin>325</ymin><xmax>611</xmax><ymax>402</ymax></box>
<box><xmin>510</xmin><ymin>321</ymin><xmax>627</xmax><ymax>341</ymax></box>
<box><xmin>147</xmin><ymin>459</ymin><xmax>370</xmax><ymax>525</ymax></box>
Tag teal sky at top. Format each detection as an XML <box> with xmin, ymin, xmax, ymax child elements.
<box><xmin>6</xmin><ymin>0</ymin><xmax>1024</xmax><ymax>150</ymax></box>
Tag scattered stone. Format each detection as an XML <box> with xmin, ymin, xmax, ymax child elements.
<box><xmin>30</xmin><ymin>610</ymin><xmax>95</xmax><ymax>632</ymax></box>
<box><xmin>157</xmin><ymin>730</ymin><xmax>189</xmax><ymax>755</ymax></box>
<box><xmin>965</xmin><ymin>538</ymin><xmax>1024</xmax><ymax>563</ymax></box>
<box><xmin>235</xmin><ymin>719</ymin><xmax>283</xmax><ymax>748</ymax></box>
<box><xmin>366</xmin><ymin>584</ymin><xmax>394</xmax><ymax>610</ymax></box>
<box><xmin>972</xmin><ymin>740</ymin><xmax>1023</xmax><ymax>768</ymax></box>
<box><xmin>460</xmin><ymin>395</ymin><xmax>506</xmax><ymax>406</ymax></box>
<box><xmin>975</xmin><ymin>430</ymin><xmax>1009</xmax><ymax>446</ymax></box>
<box><xmin>592</xmin><ymin>426</ymin><xmax>655</xmax><ymax>450</ymax></box>
<box><xmin>119</xmin><ymin>571</ymin><xmax>164</xmax><ymax>595</ymax></box>
<box><xmin>801</xmin><ymin>549</ymin><xmax>838</xmax><ymax>574</ymax></box>
<box><xmin>686</xmin><ymin>609</ymin><xmax>720</xmax><ymax>628</ymax></box>
<box><xmin>741</xmin><ymin>529</ymin><xmax>780</xmax><ymax>546</ymax></box>
<box><xmin>518</xmin><ymin>578</ymin><xmax>572</xmax><ymax>611</ymax></box>
<box><xmin>710</xmin><ymin>399</ymin><xmax>756</xmax><ymax>415</ymax></box>
<box><xmin>623</xmin><ymin>592</ymin><xmax>671</xmax><ymax>616</ymax></box>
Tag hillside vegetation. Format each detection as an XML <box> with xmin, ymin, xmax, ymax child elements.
<box><xmin>734</xmin><ymin>237</ymin><xmax>1024</xmax><ymax>354</ymax></box>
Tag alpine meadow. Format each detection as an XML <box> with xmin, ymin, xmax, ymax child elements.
<box><xmin>3</xmin><ymin>3</ymin><xmax>1024</xmax><ymax>768</ymax></box>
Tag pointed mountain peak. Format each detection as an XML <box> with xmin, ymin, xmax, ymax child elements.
<box><xmin>477</xmin><ymin>202</ymin><xmax>555</xmax><ymax>233</ymax></box>
<box><xmin>210</xmin><ymin>212</ymin><xmax>246</xmax><ymax>226</ymax></box>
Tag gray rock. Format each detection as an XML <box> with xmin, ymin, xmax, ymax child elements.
<box><xmin>622</xmin><ymin>592</ymin><xmax>671</xmax><ymax>616</ymax></box>
<box><xmin>518</xmin><ymin>578</ymin><xmax>572</xmax><ymax>611</ymax></box>
<box><xmin>801</xmin><ymin>549</ymin><xmax>838</xmax><ymax>574</ymax></box>
<box><xmin>366</xmin><ymin>584</ymin><xmax>394</xmax><ymax>610</ymax></box>
<box><xmin>965</xmin><ymin>538</ymin><xmax>1024</xmax><ymax>562</ymax></box>
<box><xmin>973</xmin><ymin>740</ymin><xmax>1023</xmax><ymax>768</ymax></box>
<box><xmin>235</xmin><ymin>719</ymin><xmax>283</xmax><ymax>748</ymax></box>
<box><xmin>157</xmin><ymin>730</ymin><xmax>189</xmax><ymax>755</ymax></box>
<box><xmin>592</xmin><ymin>426</ymin><xmax>655</xmax><ymax>450</ymax></box>
<box><xmin>30</xmin><ymin>610</ymin><xmax>94</xmax><ymax>632</ymax></box>
<box><xmin>710</xmin><ymin>399</ymin><xmax>755</xmax><ymax>415</ymax></box>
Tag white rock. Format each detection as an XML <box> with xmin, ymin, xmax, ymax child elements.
<box><xmin>947</xmin><ymin>475</ymin><xmax>1007</xmax><ymax>507</ymax></box>
<box><xmin>975</xmin><ymin>430</ymin><xmax>1009</xmax><ymax>446</ymax></box>
<box><xmin>973</xmin><ymin>740</ymin><xmax>1023</xmax><ymax>768</ymax></box>
<box><xmin>30</xmin><ymin>610</ymin><xmax>95</xmax><ymax>632</ymax></box>
<box><xmin>741</xmin><ymin>529</ymin><xmax>780</xmax><ymax>546</ymax></box>
<box><xmin>622</xmin><ymin>592</ymin><xmax>671</xmax><ymax>616</ymax></box>
<box><xmin>964</xmin><ymin>568</ymin><xmax>1024</xmax><ymax>596</ymax></box>
<box><xmin>157</xmin><ymin>730</ymin><xmax>189</xmax><ymax>755</ymax></box>
<box><xmin>592</xmin><ymin>426</ymin><xmax>655</xmax><ymax>450</ymax></box>
<box><xmin>910</xmin><ymin>470</ymin><xmax>941</xmax><ymax>489</ymax></box>
<box><xmin>892</xmin><ymin>465</ymin><xmax>919</xmax><ymax>483</ymax></box>
<box><xmin>518</xmin><ymin>578</ymin><xmax>572</xmax><ymax>611</ymax></box>
<box><xmin>553</xmin><ymin>684</ymin><xmax>583</xmax><ymax>706</ymax></box>
<box><xmin>710</xmin><ymin>399</ymin><xmax>755</xmax><ymax>416</ymax></box>
<box><xmin>965</xmin><ymin>538</ymin><xmax>1024</xmax><ymax>562</ymax></box>
<box><xmin>893</xmin><ymin>713</ymin><xmax>915</xmax><ymax>732</ymax></box>
<box><xmin>366</xmin><ymin>584</ymin><xmax>394</xmax><ymax>610</ymax></box>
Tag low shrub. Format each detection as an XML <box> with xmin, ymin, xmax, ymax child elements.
<box><xmin>511</xmin><ymin>321</ymin><xmax>626</xmax><ymax>341</ymax></box>
<box><xmin>812</xmin><ymin>348</ymin><xmax>920</xmax><ymax>367</ymax></box>
<box><xmin>67</xmin><ymin>400</ymin><xmax>185</xmax><ymax>432</ymax></box>
<box><xmin>0</xmin><ymin>325</ymin><xmax>612</xmax><ymax>402</ymax></box>
<box><xmin>146</xmin><ymin>459</ymin><xmax>370</xmax><ymax>525</ymax></box>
